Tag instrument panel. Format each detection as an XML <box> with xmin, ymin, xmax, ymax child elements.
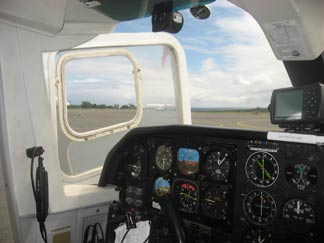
<box><xmin>151</xmin><ymin>142</ymin><xmax>235</xmax><ymax>224</ymax></box>
<box><xmin>99</xmin><ymin>126</ymin><xmax>324</xmax><ymax>242</ymax></box>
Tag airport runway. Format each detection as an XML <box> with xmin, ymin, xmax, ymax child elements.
<box><xmin>67</xmin><ymin>109</ymin><xmax>280</xmax><ymax>132</ymax></box>
<box><xmin>191</xmin><ymin>111</ymin><xmax>280</xmax><ymax>131</ymax></box>
<box><xmin>61</xmin><ymin>109</ymin><xmax>280</xmax><ymax>176</ymax></box>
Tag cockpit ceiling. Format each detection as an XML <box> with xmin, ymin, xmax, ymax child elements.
<box><xmin>92</xmin><ymin>0</ymin><xmax>215</xmax><ymax>21</ymax></box>
<box><xmin>1</xmin><ymin>0</ymin><xmax>324</xmax><ymax>60</ymax></box>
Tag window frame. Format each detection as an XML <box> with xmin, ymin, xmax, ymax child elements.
<box><xmin>49</xmin><ymin>33</ymin><xmax>191</xmax><ymax>182</ymax></box>
<box><xmin>56</xmin><ymin>48</ymin><xmax>143</xmax><ymax>142</ymax></box>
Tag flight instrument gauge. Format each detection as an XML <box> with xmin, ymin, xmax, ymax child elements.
<box><xmin>285</xmin><ymin>163</ymin><xmax>318</xmax><ymax>191</ymax></box>
<box><xmin>177</xmin><ymin>148</ymin><xmax>200</xmax><ymax>175</ymax></box>
<box><xmin>125</xmin><ymin>186</ymin><xmax>144</xmax><ymax>207</ymax></box>
<box><xmin>243</xmin><ymin>190</ymin><xmax>276</xmax><ymax>225</ymax></box>
<box><xmin>245</xmin><ymin>152</ymin><xmax>279</xmax><ymax>187</ymax></box>
<box><xmin>173</xmin><ymin>180</ymin><xmax>199</xmax><ymax>213</ymax></box>
<box><xmin>202</xmin><ymin>187</ymin><xmax>228</xmax><ymax>220</ymax></box>
<box><xmin>242</xmin><ymin>228</ymin><xmax>272</xmax><ymax>243</ymax></box>
<box><xmin>203</xmin><ymin>150</ymin><xmax>231</xmax><ymax>182</ymax></box>
<box><xmin>155</xmin><ymin>145</ymin><xmax>173</xmax><ymax>171</ymax></box>
<box><xmin>282</xmin><ymin>199</ymin><xmax>315</xmax><ymax>233</ymax></box>
<box><xmin>154</xmin><ymin>177</ymin><xmax>171</xmax><ymax>197</ymax></box>
<box><xmin>127</xmin><ymin>159</ymin><xmax>142</xmax><ymax>178</ymax></box>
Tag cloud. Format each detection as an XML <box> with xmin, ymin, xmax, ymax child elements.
<box><xmin>64</xmin><ymin>46</ymin><xmax>177</xmax><ymax>106</ymax></box>
<box><xmin>65</xmin><ymin>55</ymin><xmax>134</xmax><ymax>83</ymax></box>
<box><xmin>214</xmin><ymin>13</ymin><xmax>262</xmax><ymax>42</ymax></box>
<box><xmin>187</xmin><ymin>7</ymin><xmax>291</xmax><ymax>107</ymax></box>
<box><xmin>66</xmin><ymin>2</ymin><xmax>291</xmax><ymax>109</ymax></box>
<box><xmin>201</xmin><ymin>57</ymin><xmax>218</xmax><ymax>71</ymax></box>
<box><xmin>70</xmin><ymin>79</ymin><xmax>105</xmax><ymax>84</ymax></box>
<box><xmin>211</xmin><ymin>0</ymin><xmax>238</xmax><ymax>9</ymax></box>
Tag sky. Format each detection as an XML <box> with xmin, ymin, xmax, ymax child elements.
<box><xmin>66</xmin><ymin>0</ymin><xmax>291</xmax><ymax>108</ymax></box>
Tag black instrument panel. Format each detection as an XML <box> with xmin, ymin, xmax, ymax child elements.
<box><xmin>99</xmin><ymin>125</ymin><xmax>324</xmax><ymax>242</ymax></box>
<box><xmin>148</xmin><ymin>136</ymin><xmax>236</xmax><ymax>234</ymax></box>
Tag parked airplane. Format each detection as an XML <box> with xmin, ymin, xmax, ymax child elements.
<box><xmin>145</xmin><ymin>104</ymin><xmax>175</xmax><ymax>111</ymax></box>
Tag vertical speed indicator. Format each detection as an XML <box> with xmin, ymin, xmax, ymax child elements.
<box><xmin>245</xmin><ymin>152</ymin><xmax>279</xmax><ymax>187</ymax></box>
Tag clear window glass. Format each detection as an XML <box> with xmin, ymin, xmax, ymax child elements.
<box><xmin>64</xmin><ymin>55</ymin><xmax>137</xmax><ymax>133</ymax></box>
<box><xmin>114</xmin><ymin>0</ymin><xmax>292</xmax><ymax>131</ymax></box>
<box><xmin>57</xmin><ymin>45</ymin><xmax>179</xmax><ymax>177</ymax></box>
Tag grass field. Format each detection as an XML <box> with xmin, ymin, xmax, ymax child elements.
<box><xmin>67</xmin><ymin>108</ymin><xmax>281</xmax><ymax>132</ymax></box>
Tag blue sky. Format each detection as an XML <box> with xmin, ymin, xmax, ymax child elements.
<box><xmin>113</xmin><ymin>1</ymin><xmax>242</xmax><ymax>71</ymax></box>
<box><xmin>115</xmin><ymin>0</ymin><xmax>291</xmax><ymax>107</ymax></box>
<box><xmin>66</xmin><ymin>0</ymin><xmax>291</xmax><ymax>108</ymax></box>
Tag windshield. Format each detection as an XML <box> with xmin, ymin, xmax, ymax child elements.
<box><xmin>115</xmin><ymin>0</ymin><xmax>291</xmax><ymax>131</ymax></box>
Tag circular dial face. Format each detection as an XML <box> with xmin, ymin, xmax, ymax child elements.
<box><xmin>154</xmin><ymin>177</ymin><xmax>171</xmax><ymax>197</ymax></box>
<box><xmin>285</xmin><ymin>163</ymin><xmax>318</xmax><ymax>191</ymax></box>
<box><xmin>125</xmin><ymin>186</ymin><xmax>144</xmax><ymax>207</ymax></box>
<box><xmin>245</xmin><ymin>152</ymin><xmax>279</xmax><ymax>187</ymax></box>
<box><xmin>243</xmin><ymin>190</ymin><xmax>277</xmax><ymax>225</ymax></box>
<box><xmin>202</xmin><ymin>187</ymin><xmax>228</xmax><ymax>219</ymax></box>
<box><xmin>203</xmin><ymin>150</ymin><xmax>231</xmax><ymax>182</ymax></box>
<box><xmin>242</xmin><ymin>229</ymin><xmax>272</xmax><ymax>243</ymax></box>
<box><xmin>174</xmin><ymin>180</ymin><xmax>199</xmax><ymax>212</ymax></box>
<box><xmin>155</xmin><ymin>145</ymin><xmax>173</xmax><ymax>171</ymax></box>
<box><xmin>127</xmin><ymin>159</ymin><xmax>141</xmax><ymax>178</ymax></box>
<box><xmin>282</xmin><ymin>199</ymin><xmax>315</xmax><ymax>233</ymax></box>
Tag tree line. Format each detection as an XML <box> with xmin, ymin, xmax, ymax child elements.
<box><xmin>68</xmin><ymin>101</ymin><xmax>136</xmax><ymax>109</ymax></box>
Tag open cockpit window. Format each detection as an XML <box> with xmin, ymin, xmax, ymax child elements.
<box><xmin>65</xmin><ymin>55</ymin><xmax>138</xmax><ymax>133</ymax></box>
<box><xmin>57</xmin><ymin>49</ymin><xmax>143</xmax><ymax>141</ymax></box>
<box><xmin>49</xmin><ymin>34</ymin><xmax>191</xmax><ymax>180</ymax></box>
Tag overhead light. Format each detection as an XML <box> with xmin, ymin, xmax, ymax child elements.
<box><xmin>190</xmin><ymin>5</ymin><xmax>211</xmax><ymax>20</ymax></box>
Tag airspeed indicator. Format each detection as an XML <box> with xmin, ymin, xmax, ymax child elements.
<box><xmin>155</xmin><ymin>145</ymin><xmax>173</xmax><ymax>171</ymax></box>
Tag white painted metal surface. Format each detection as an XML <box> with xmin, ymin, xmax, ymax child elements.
<box><xmin>230</xmin><ymin>0</ymin><xmax>324</xmax><ymax>60</ymax></box>
<box><xmin>268</xmin><ymin>131</ymin><xmax>324</xmax><ymax>145</ymax></box>
<box><xmin>0</xmin><ymin>0</ymin><xmax>116</xmax><ymax>35</ymax></box>
<box><xmin>0</xmin><ymin>22</ymin><xmax>115</xmax><ymax>242</ymax></box>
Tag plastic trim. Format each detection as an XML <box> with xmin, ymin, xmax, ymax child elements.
<box><xmin>56</xmin><ymin>48</ymin><xmax>143</xmax><ymax>142</ymax></box>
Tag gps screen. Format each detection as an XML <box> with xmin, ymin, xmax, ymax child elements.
<box><xmin>275</xmin><ymin>89</ymin><xmax>303</xmax><ymax>120</ymax></box>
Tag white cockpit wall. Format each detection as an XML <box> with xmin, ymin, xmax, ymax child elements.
<box><xmin>0</xmin><ymin>1</ymin><xmax>122</xmax><ymax>241</ymax></box>
<box><xmin>0</xmin><ymin>22</ymin><xmax>119</xmax><ymax>243</ymax></box>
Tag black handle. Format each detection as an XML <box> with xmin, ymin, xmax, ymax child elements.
<box><xmin>36</xmin><ymin>160</ymin><xmax>48</xmax><ymax>223</ymax></box>
<box><xmin>159</xmin><ymin>194</ymin><xmax>187</xmax><ymax>243</ymax></box>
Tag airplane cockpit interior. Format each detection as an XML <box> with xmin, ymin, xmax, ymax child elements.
<box><xmin>1</xmin><ymin>0</ymin><xmax>324</xmax><ymax>243</ymax></box>
<box><xmin>99</xmin><ymin>85</ymin><xmax>324</xmax><ymax>243</ymax></box>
